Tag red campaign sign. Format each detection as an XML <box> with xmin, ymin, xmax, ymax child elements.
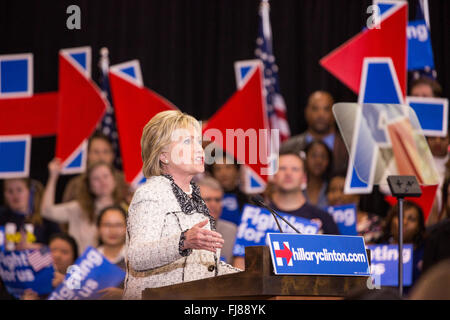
<box><xmin>320</xmin><ymin>3</ymin><xmax>408</xmax><ymax>97</ymax></box>
<box><xmin>55</xmin><ymin>51</ymin><xmax>107</xmax><ymax>164</ymax></box>
<box><xmin>0</xmin><ymin>47</ymin><xmax>107</xmax><ymax>173</ymax></box>
<box><xmin>109</xmin><ymin>66</ymin><xmax>176</xmax><ymax>184</ymax></box>
<box><xmin>203</xmin><ymin>65</ymin><xmax>270</xmax><ymax>183</ymax></box>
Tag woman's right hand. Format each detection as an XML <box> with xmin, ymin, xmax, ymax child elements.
<box><xmin>182</xmin><ymin>219</ymin><xmax>224</xmax><ymax>253</ymax></box>
<box><xmin>48</xmin><ymin>158</ymin><xmax>62</xmax><ymax>179</ymax></box>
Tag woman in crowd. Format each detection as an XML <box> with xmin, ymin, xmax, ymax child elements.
<box><xmin>62</xmin><ymin>132</ymin><xmax>133</xmax><ymax>204</ymax></box>
<box><xmin>303</xmin><ymin>140</ymin><xmax>333</xmax><ymax>209</ymax></box>
<box><xmin>1</xmin><ymin>178</ymin><xmax>60</xmax><ymax>249</ymax></box>
<box><xmin>96</xmin><ymin>205</ymin><xmax>127</xmax><ymax>268</ymax></box>
<box><xmin>49</xmin><ymin>233</ymin><xmax>79</xmax><ymax>288</ymax></box>
<box><xmin>379</xmin><ymin>201</ymin><xmax>426</xmax><ymax>291</ymax></box>
<box><xmin>21</xmin><ymin>233</ymin><xmax>79</xmax><ymax>300</ymax></box>
<box><xmin>326</xmin><ymin>174</ymin><xmax>383</xmax><ymax>243</ymax></box>
<box><xmin>95</xmin><ymin>205</ymin><xmax>127</xmax><ymax>299</ymax></box>
<box><xmin>41</xmin><ymin>159</ymin><xmax>128</xmax><ymax>255</ymax></box>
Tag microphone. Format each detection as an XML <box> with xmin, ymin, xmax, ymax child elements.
<box><xmin>250</xmin><ymin>195</ymin><xmax>302</xmax><ymax>234</ymax></box>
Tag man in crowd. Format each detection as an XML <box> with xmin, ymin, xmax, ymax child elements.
<box><xmin>269</xmin><ymin>151</ymin><xmax>339</xmax><ymax>235</ymax></box>
<box><xmin>197</xmin><ymin>176</ymin><xmax>238</xmax><ymax>264</ymax></box>
<box><xmin>280</xmin><ymin>90</ymin><xmax>348</xmax><ymax>175</ymax></box>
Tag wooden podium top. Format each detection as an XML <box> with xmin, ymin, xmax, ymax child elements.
<box><xmin>142</xmin><ymin>246</ymin><xmax>369</xmax><ymax>300</ymax></box>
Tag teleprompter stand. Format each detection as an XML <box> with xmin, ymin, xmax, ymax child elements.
<box><xmin>387</xmin><ymin>175</ymin><xmax>422</xmax><ymax>296</ymax></box>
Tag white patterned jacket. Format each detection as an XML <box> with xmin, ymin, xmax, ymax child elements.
<box><xmin>123</xmin><ymin>174</ymin><xmax>241</xmax><ymax>300</ymax></box>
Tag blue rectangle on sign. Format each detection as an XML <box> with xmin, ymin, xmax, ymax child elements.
<box><xmin>0</xmin><ymin>59</ymin><xmax>29</xmax><ymax>93</ymax></box>
<box><xmin>367</xmin><ymin>244</ymin><xmax>413</xmax><ymax>287</ymax></box>
<box><xmin>409</xmin><ymin>101</ymin><xmax>444</xmax><ymax>131</ymax></box>
<box><xmin>0</xmin><ymin>140</ymin><xmax>27</xmax><ymax>172</ymax></box>
<box><xmin>267</xmin><ymin>233</ymin><xmax>370</xmax><ymax>276</ymax></box>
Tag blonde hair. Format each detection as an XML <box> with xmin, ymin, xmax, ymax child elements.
<box><xmin>141</xmin><ymin>110</ymin><xmax>200</xmax><ymax>178</ymax></box>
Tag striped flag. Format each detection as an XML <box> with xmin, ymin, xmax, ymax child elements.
<box><xmin>255</xmin><ymin>0</ymin><xmax>290</xmax><ymax>143</ymax></box>
<box><xmin>97</xmin><ymin>47</ymin><xmax>123</xmax><ymax>169</ymax></box>
<box><xmin>26</xmin><ymin>247</ymin><xmax>53</xmax><ymax>272</ymax></box>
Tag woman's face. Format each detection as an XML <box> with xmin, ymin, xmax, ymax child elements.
<box><xmin>89</xmin><ymin>165</ymin><xmax>116</xmax><ymax>198</ymax></box>
<box><xmin>98</xmin><ymin>209</ymin><xmax>126</xmax><ymax>247</ymax></box>
<box><xmin>3</xmin><ymin>179</ymin><xmax>29</xmax><ymax>213</ymax></box>
<box><xmin>306</xmin><ymin>143</ymin><xmax>329</xmax><ymax>178</ymax></box>
<box><xmin>327</xmin><ymin>176</ymin><xmax>359</xmax><ymax>206</ymax></box>
<box><xmin>50</xmin><ymin>238</ymin><xmax>75</xmax><ymax>274</ymax></box>
<box><xmin>162</xmin><ymin>126</ymin><xmax>205</xmax><ymax>176</ymax></box>
<box><xmin>391</xmin><ymin>207</ymin><xmax>421</xmax><ymax>243</ymax></box>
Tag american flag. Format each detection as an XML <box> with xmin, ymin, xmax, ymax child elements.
<box><xmin>26</xmin><ymin>247</ymin><xmax>53</xmax><ymax>272</ymax></box>
<box><xmin>410</xmin><ymin>0</ymin><xmax>437</xmax><ymax>80</ymax></box>
<box><xmin>255</xmin><ymin>0</ymin><xmax>290</xmax><ymax>143</ymax></box>
<box><xmin>97</xmin><ymin>47</ymin><xmax>123</xmax><ymax>170</ymax></box>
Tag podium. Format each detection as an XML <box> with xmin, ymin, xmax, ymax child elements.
<box><xmin>142</xmin><ymin>246</ymin><xmax>370</xmax><ymax>300</ymax></box>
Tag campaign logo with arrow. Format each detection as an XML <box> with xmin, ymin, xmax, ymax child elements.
<box><xmin>273</xmin><ymin>241</ymin><xmax>293</xmax><ymax>267</ymax></box>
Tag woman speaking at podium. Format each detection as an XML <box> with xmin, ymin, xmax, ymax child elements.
<box><xmin>123</xmin><ymin>110</ymin><xmax>241</xmax><ymax>300</ymax></box>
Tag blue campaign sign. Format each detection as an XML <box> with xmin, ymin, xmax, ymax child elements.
<box><xmin>232</xmin><ymin>204</ymin><xmax>319</xmax><ymax>257</ymax></box>
<box><xmin>367</xmin><ymin>244</ymin><xmax>413</xmax><ymax>287</ymax></box>
<box><xmin>0</xmin><ymin>249</ymin><xmax>54</xmax><ymax>298</ymax></box>
<box><xmin>407</xmin><ymin>20</ymin><xmax>434</xmax><ymax>70</ymax></box>
<box><xmin>327</xmin><ymin>204</ymin><xmax>358</xmax><ymax>236</ymax></box>
<box><xmin>48</xmin><ymin>246</ymin><xmax>125</xmax><ymax>300</ymax></box>
<box><xmin>267</xmin><ymin>233</ymin><xmax>369</xmax><ymax>276</ymax></box>
<box><xmin>220</xmin><ymin>193</ymin><xmax>242</xmax><ymax>226</ymax></box>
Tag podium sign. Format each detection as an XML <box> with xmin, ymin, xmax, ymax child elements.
<box><xmin>267</xmin><ymin>233</ymin><xmax>370</xmax><ymax>276</ymax></box>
